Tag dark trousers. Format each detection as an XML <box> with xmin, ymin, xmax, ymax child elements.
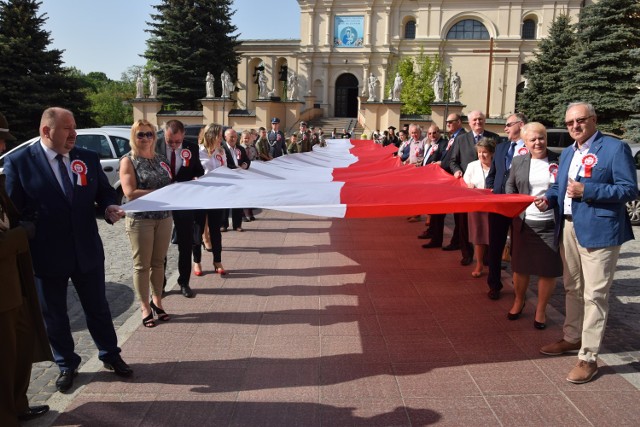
<box><xmin>487</xmin><ymin>213</ymin><xmax>511</xmax><ymax>291</ymax></box>
<box><xmin>194</xmin><ymin>209</ymin><xmax>224</xmax><ymax>263</ymax></box>
<box><xmin>222</xmin><ymin>208</ymin><xmax>243</xmax><ymax>230</ymax></box>
<box><xmin>172</xmin><ymin>210</ymin><xmax>196</xmax><ymax>286</ymax></box>
<box><xmin>428</xmin><ymin>213</ymin><xmax>459</xmax><ymax>246</ymax></box>
<box><xmin>0</xmin><ymin>302</ymin><xmax>33</xmax><ymax>424</ymax></box>
<box><xmin>454</xmin><ymin>213</ymin><xmax>473</xmax><ymax>258</ymax></box>
<box><xmin>35</xmin><ymin>265</ymin><xmax>120</xmax><ymax>371</ymax></box>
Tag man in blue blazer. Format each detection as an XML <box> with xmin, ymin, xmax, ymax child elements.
<box><xmin>3</xmin><ymin>107</ymin><xmax>132</xmax><ymax>394</ymax></box>
<box><xmin>484</xmin><ymin>113</ymin><xmax>527</xmax><ymax>300</ymax></box>
<box><xmin>536</xmin><ymin>102</ymin><xmax>637</xmax><ymax>384</ymax></box>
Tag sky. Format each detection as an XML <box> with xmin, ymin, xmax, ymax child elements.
<box><xmin>38</xmin><ymin>0</ymin><xmax>300</xmax><ymax>80</ymax></box>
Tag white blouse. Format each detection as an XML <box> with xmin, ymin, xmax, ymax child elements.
<box><xmin>463</xmin><ymin>160</ymin><xmax>489</xmax><ymax>189</ymax></box>
<box><xmin>199</xmin><ymin>146</ymin><xmax>226</xmax><ymax>173</ymax></box>
<box><xmin>525</xmin><ymin>158</ymin><xmax>555</xmax><ymax>221</ymax></box>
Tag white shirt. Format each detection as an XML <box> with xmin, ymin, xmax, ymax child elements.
<box><xmin>165</xmin><ymin>144</ymin><xmax>183</xmax><ymax>176</ymax></box>
<box><xmin>40</xmin><ymin>141</ymin><xmax>73</xmax><ymax>191</ymax></box>
<box><xmin>463</xmin><ymin>160</ymin><xmax>489</xmax><ymax>189</ymax></box>
<box><xmin>198</xmin><ymin>146</ymin><xmax>225</xmax><ymax>173</ymax></box>
<box><xmin>563</xmin><ymin>133</ymin><xmax>596</xmax><ymax>215</ymax></box>
<box><xmin>526</xmin><ymin>158</ymin><xmax>555</xmax><ymax>221</ymax></box>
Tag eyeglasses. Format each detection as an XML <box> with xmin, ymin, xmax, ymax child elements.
<box><xmin>505</xmin><ymin>120</ymin><xmax>522</xmax><ymax>128</ymax></box>
<box><xmin>136</xmin><ymin>131</ymin><xmax>154</xmax><ymax>139</ymax></box>
<box><xmin>565</xmin><ymin>115</ymin><xmax>593</xmax><ymax>128</ymax></box>
<box><xmin>446</xmin><ymin>120</ymin><xmax>459</xmax><ymax>124</ymax></box>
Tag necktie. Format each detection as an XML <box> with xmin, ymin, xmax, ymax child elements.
<box><xmin>55</xmin><ymin>154</ymin><xmax>74</xmax><ymax>203</ymax></box>
<box><xmin>505</xmin><ymin>142</ymin><xmax>516</xmax><ymax>170</ymax></box>
<box><xmin>474</xmin><ymin>134</ymin><xmax>482</xmax><ymax>144</ymax></box>
<box><xmin>170</xmin><ymin>150</ymin><xmax>176</xmax><ymax>180</ymax></box>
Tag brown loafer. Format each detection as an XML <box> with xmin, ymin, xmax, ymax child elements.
<box><xmin>566</xmin><ymin>360</ymin><xmax>598</xmax><ymax>384</ymax></box>
<box><xmin>540</xmin><ymin>339</ymin><xmax>581</xmax><ymax>356</ymax></box>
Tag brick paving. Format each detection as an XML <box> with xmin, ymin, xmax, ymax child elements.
<box><xmin>24</xmin><ymin>211</ymin><xmax>640</xmax><ymax>426</ymax></box>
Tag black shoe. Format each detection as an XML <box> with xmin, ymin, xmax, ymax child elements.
<box><xmin>18</xmin><ymin>405</ymin><xmax>50</xmax><ymax>420</ymax></box>
<box><xmin>250</xmin><ymin>216</ymin><xmax>256</xmax><ymax>221</ymax></box>
<box><xmin>55</xmin><ymin>369</ymin><xmax>77</xmax><ymax>393</ymax></box>
<box><xmin>460</xmin><ymin>256</ymin><xmax>473</xmax><ymax>266</ymax></box>
<box><xmin>487</xmin><ymin>289</ymin><xmax>501</xmax><ymax>300</ymax></box>
<box><xmin>507</xmin><ymin>301</ymin><xmax>525</xmax><ymax>320</ymax></box>
<box><xmin>442</xmin><ymin>243</ymin><xmax>460</xmax><ymax>251</ymax></box>
<box><xmin>417</xmin><ymin>230</ymin><xmax>432</xmax><ymax>239</ymax></box>
<box><xmin>421</xmin><ymin>241</ymin><xmax>441</xmax><ymax>249</ymax></box>
<box><xmin>103</xmin><ymin>356</ymin><xmax>133</xmax><ymax>377</ymax></box>
<box><xmin>534</xmin><ymin>320</ymin><xmax>546</xmax><ymax>330</ymax></box>
<box><xmin>181</xmin><ymin>285</ymin><xmax>194</xmax><ymax>298</ymax></box>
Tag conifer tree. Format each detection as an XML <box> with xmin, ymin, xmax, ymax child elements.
<box><xmin>556</xmin><ymin>0</ymin><xmax>640</xmax><ymax>133</ymax></box>
<box><xmin>144</xmin><ymin>0</ymin><xmax>241</xmax><ymax>110</ymax></box>
<box><xmin>516</xmin><ymin>14</ymin><xmax>576</xmax><ymax>126</ymax></box>
<box><xmin>0</xmin><ymin>0</ymin><xmax>94</xmax><ymax>141</ymax></box>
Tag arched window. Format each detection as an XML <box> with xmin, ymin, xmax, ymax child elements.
<box><xmin>522</xmin><ymin>19</ymin><xmax>536</xmax><ymax>39</ymax></box>
<box><xmin>404</xmin><ymin>20</ymin><xmax>416</xmax><ymax>39</ymax></box>
<box><xmin>446</xmin><ymin>19</ymin><xmax>490</xmax><ymax>40</ymax></box>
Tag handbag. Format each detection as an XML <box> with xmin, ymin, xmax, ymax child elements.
<box><xmin>171</xmin><ymin>221</ymin><xmax>202</xmax><ymax>245</ymax></box>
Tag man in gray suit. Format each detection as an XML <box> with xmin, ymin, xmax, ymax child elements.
<box><xmin>450</xmin><ymin>111</ymin><xmax>499</xmax><ymax>265</ymax></box>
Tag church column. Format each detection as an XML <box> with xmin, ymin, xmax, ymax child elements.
<box><xmin>365</xmin><ymin>11</ymin><xmax>372</xmax><ymax>47</ymax></box>
<box><xmin>384</xmin><ymin>7</ymin><xmax>391</xmax><ymax>46</ymax></box>
<box><xmin>325</xmin><ymin>8</ymin><xmax>332</xmax><ymax>47</ymax></box>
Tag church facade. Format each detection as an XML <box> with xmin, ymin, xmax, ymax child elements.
<box><xmin>236</xmin><ymin>0</ymin><xmax>592</xmax><ymax>120</ymax></box>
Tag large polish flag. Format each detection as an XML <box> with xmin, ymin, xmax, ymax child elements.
<box><xmin>122</xmin><ymin>139</ymin><xmax>534</xmax><ymax>218</ymax></box>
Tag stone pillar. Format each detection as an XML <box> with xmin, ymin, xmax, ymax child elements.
<box><xmin>201</xmin><ymin>98</ymin><xmax>236</xmax><ymax>127</ymax></box>
<box><xmin>430</xmin><ymin>102</ymin><xmax>466</xmax><ymax>131</ymax></box>
<box><xmin>131</xmin><ymin>99</ymin><xmax>163</xmax><ymax>128</ymax></box>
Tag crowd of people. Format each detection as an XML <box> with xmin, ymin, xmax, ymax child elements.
<box><xmin>384</xmin><ymin>103</ymin><xmax>636</xmax><ymax>385</ymax></box>
<box><xmin>0</xmin><ymin>100</ymin><xmax>637</xmax><ymax>423</ymax></box>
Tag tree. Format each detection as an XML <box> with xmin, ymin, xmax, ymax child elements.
<box><xmin>0</xmin><ymin>0</ymin><xmax>94</xmax><ymax>141</ymax></box>
<box><xmin>624</xmin><ymin>49</ymin><xmax>640</xmax><ymax>142</ymax></box>
<box><xmin>516</xmin><ymin>14</ymin><xmax>576</xmax><ymax>126</ymax></box>
<box><xmin>556</xmin><ymin>0</ymin><xmax>640</xmax><ymax>133</ymax></box>
<box><xmin>387</xmin><ymin>52</ymin><xmax>441</xmax><ymax>115</ymax></box>
<box><xmin>144</xmin><ymin>0</ymin><xmax>241</xmax><ymax>110</ymax></box>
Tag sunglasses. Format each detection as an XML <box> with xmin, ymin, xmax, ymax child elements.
<box><xmin>505</xmin><ymin>120</ymin><xmax>521</xmax><ymax>128</ymax></box>
<box><xmin>564</xmin><ymin>116</ymin><xmax>593</xmax><ymax>128</ymax></box>
<box><xmin>136</xmin><ymin>131</ymin><xmax>154</xmax><ymax>139</ymax></box>
<box><xmin>446</xmin><ymin>120</ymin><xmax>459</xmax><ymax>124</ymax></box>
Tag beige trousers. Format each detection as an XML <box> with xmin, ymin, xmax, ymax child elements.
<box><xmin>125</xmin><ymin>216</ymin><xmax>173</xmax><ymax>303</ymax></box>
<box><xmin>560</xmin><ymin>220</ymin><xmax>620</xmax><ymax>363</ymax></box>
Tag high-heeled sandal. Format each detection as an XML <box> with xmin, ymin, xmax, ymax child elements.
<box><xmin>202</xmin><ymin>242</ymin><xmax>213</xmax><ymax>253</ymax></box>
<box><xmin>193</xmin><ymin>262</ymin><xmax>203</xmax><ymax>276</ymax></box>
<box><xmin>142</xmin><ymin>313</ymin><xmax>156</xmax><ymax>328</ymax></box>
<box><xmin>213</xmin><ymin>262</ymin><xmax>227</xmax><ymax>276</ymax></box>
<box><xmin>471</xmin><ymin>269</ymin><xmax>483</xmax><ymax>278</ymax></box>
<box><xmin>150</xmin><ymin>301</ymin><xmax>170</xmax><ymax>321</ymax></box>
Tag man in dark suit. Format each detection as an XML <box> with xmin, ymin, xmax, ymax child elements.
<box><xmin>160</xmin><ymin>120</ymin><xmax>204</xmax><ymax>298</ymax></box>
<box><xmin>222</xmin><ymin>128</ymin><xmax>251</xmax><ymax>231</ymax></box>
<box><xmin>450</xmin><ymin>110</ymin><xmax>499</xmax><ymax>266</ymax></box>
<box><xmin>0</xmin><ymin>115</ymin><xmax>52</xmax><ymax>424</ymax></box>
<box><xmin>484</xmin><ymin>113</ymin><xmax>527</xmax><ymax>300</ymax></box>
<box><xmin>537</xmin><ymin>102</ymin><xmax>637</xmax><ymax>384</ymax></box>
<box><xmin>3</xmin><ymin>107</ymin><xmax>132</xmax><ymax>394</ymax></box>
<box><xmin>421</xmin><ymin>125</ymin><xmax>446</xmax><ymax>167</ymax></box>
<box><xmin>421</xmin><ymin>114</ymin><xmax>466</xmax><ymax>247</ymax></box>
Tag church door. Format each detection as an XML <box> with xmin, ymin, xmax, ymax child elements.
<box><xmin>334</xmin><ymin>73</ymin><xmax>359</xmax><ymax>117</ymax></box>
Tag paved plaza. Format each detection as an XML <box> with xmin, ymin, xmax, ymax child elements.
<box><xmin>25</xmin><ymin>210</ymin><xmax>640</xmax><ymax>426</ymax></box>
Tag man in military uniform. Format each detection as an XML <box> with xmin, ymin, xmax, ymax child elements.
<box><xmin>255</xmin><ymin>127</ymin><xmax>272</xmax><ymax>161</ymax></box>
<box><xmin>295</xmin><ymin>121</ymin><xmax>312</xmax><ymax>153</ymax></box>
<box><xmin>309</xmin><ymin>125</ymin><xmax>320</xmax><ymax>148</ymax></box>
<box><xmin>267</xmin><ymin>117</ymin><xmax>287</xmax><ymax>158</ymax></box>
<box><xmin>287</xmin><ymin>133</ymin><xmax>300</xmax><ymax>154</ymax></box>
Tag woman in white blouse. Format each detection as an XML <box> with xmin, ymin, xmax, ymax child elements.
<box><xmin>463</xmin><ymin>137</ymin><xmax>496</xmax><ymax>278</ymax></box>
<box><xmin>505</xmin><ymin>122</ymin><xmax>561</xmax><ymax>329</ymax></box>
<box><xmin>193</xmin><ymin>123</ymin><xmax>228</xmax><ymax>275</ymax></box>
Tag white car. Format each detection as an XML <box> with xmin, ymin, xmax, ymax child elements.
<box><xmin>0</xmin><ymin>127</ymin><xmax>132</xmax><ymax>203</ymax></box>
